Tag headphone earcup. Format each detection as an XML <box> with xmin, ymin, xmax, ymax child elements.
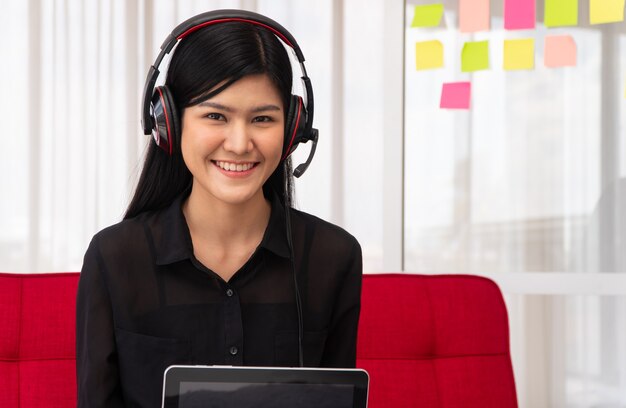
<box><xmin>283</xmin><ymin>95</ymin><xmax>307</xmax><ymax>160</ymax></box>
<box><xmin>150</xmin><ymin>86</ymin><xmax>180</xmax><ymax>155</ymax></box>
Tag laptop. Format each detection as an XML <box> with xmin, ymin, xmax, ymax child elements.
<box><xmin>162</xmin><ymin>365</ymin><xmax>369</xmax><ymax>408</ymax></box>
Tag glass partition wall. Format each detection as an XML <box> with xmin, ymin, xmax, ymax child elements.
<box><xmin>403</xmin><ymin>0</ymin><xmax>626</xmax><ymax>405</ymax></box>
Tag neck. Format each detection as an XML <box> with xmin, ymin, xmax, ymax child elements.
<box><xmin>182</xmin><ymin>183</ymin><xmax>271</xmax><ymax>246</ymax></box>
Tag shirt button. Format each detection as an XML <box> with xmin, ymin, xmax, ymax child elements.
<box><xmin>226</xmin><ymin>289</ymin><xmax>234</xmax><ymax>297</ymax></box>
<box><xmin>230</xmin><ymin>346</ymin><xmax>238</xmax><ymax>355</ymax></box>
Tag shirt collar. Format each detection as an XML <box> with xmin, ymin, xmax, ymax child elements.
<box><xmin>155</xmin><ymin>189</ymin><xmax>291</xmax><ymax>266</ymax></box>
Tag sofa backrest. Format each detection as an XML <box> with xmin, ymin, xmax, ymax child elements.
<box><xmin>0</xmin><ymin>272</ymin><xmax>517</xmax><ymax>407</ymax></box>
<box><xmin>356</xmin><ymin>273</ymin><xmax>518</xmax><ymax>407</ymax></box>
<box><xmin>0</xmin><ymin>272</ymin><xmax>79</xmax><ymax>408</ymax></box>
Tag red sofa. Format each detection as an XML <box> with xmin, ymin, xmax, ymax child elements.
<box><xmin>357</xmin><ymin>274</ymin><xmax>518</xmax><ymax>407</ymax></box>
<box><xmin>0</xmin><ymin>272</ymin><xmax>517</xmax><ymax>407</ymax></box>
<box><xmin>0</xmin><ymin>273</ymin><xmax>78</xmax><ymax>407</ymax></box>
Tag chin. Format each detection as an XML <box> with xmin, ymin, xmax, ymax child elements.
<box><xmin>210</xmin><ymin>186</ymin><xmax>264</xmax><ymax>206</ymax></box>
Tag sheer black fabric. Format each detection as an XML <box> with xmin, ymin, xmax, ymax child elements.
<box><xmin>76</xmin><ymin>192</ymin><xmax>362</xmax><ymax>407</ymax></box>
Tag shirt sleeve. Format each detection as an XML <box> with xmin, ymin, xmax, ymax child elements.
<box><xmin>320</xmin><ymin>239</ymin><xmax>363</xmax><ymax>368</ymax></box>
<box><xmin>76</xmin><ymin>236</ymin><xmax>125</xmax><ymax>407</ymax></box>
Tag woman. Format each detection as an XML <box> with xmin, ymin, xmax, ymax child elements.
<box><xmin>76</xmin><ymin>10</ymin><xmax>362</xmax><ymax>407</ymax></box>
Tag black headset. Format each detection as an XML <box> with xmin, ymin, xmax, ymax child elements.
<box><xmin>141</xmin><ymin>9</ymin><xmax>319</xmax><ymax>178</ymax></box>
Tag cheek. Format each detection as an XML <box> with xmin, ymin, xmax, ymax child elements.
<box><xmin>181</xmin><ymin>126</ymin><xmax>222</xmax><ymax>159</ymax></box>
<box><xmin>268</xmin><ymin>134</ymin><xmax>285</xmax><ymax>164</ymax></box>
<box><xmin>180</xmin><ymin>132</ymin><xmax>196</xmax><ymax>167</ymax></box>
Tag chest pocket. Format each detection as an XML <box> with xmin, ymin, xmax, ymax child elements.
<box><xmin>115</xmin><ymin>327</ymin><xmax>191</xmax><ymax>406</ymax></box>
<box><xmin>274</xmin><ymin>330</ymin><xmax>328</xmax><ymax>367</ymax></box>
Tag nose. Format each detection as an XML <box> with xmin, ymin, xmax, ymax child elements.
<box><xmin>223</xmin><ymin>121</ymin><xmax>253</xmax><ymax>155</ymax></box>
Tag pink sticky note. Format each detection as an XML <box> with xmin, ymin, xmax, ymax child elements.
<box><xmin>504</xmin><ymin>0</ymin><xmax>536</xmax><ymax>29</ymax></box>
<box><xmin>460</xmin><ymin>0</ymin><xmax>490</xmax><ymax>32</ymax></box>
<box><xmin>440</xmin><ymin>82</ymin><xmax>471</xmax><ymax>109</ymax></box>
<box><xmin>544</xmin><ymin>35</ymin><xmax>577</xmax><ymax>67</ymax></box>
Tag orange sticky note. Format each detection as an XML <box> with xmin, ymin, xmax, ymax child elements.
<box><xmin>460</xmin><ymin>0</ymin><xmax>490</xmax><ymax>32</ymax></box>
<box><xmin>544</xmin><ymin>35</ymin><xmax>576</xmax><ymax>67</ymax></box>
<box><xmin>415</xmin><ymin>40</ymin><xmax>444</xmax><ymax>70</ymax></box>
<box><xmin>440</xmin><ymin>82</ymin><xmax>471</xmax><ymax>109</ymax></box>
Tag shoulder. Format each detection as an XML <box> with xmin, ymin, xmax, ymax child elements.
<box><xmin>289</xmin><ymin>208</ymin><xmax>361</xmax><ymax>259</ymax></box>
<box><xmin>85</xmin><ymin>210</ymin><xmax>159</xmax><ymax>262</ymax></box>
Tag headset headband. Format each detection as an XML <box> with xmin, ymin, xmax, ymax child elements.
<box><xmin>141</xmin><ymin>9</ymin><xmax>314</xmax><ymax>142</ymax></box>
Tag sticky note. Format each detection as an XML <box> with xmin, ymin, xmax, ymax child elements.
<box><xmin>545</xmin><ymin>0</ymin><xmax>578</xmax><ymax>27</ymax></box>
<box><xmin>504</xmin><ymin>0</ymin><xmax>535</xmax><ymax>29</ymax></box>
<box><xmin>590</xmin><ymin>0</ymin><xmax>625</xmax><ymax>24</ymax></box>
<box><xmin>415</xmin><ymin>40</ymin><xmax>444</xmax><ymax>70</ymax></box>
<box><xmin>544</xmin><ymin>35</ymin><xmax>577</xmax><ymax>67</ymax></box>
<box><xmin>440</xmin><ymin>82</ymin><xmax>471</xmax><ymax>109</ymax></box>
<box><xmin>462</xmin><ymin>41</ymin><xmax>490</xmax><ymax>72</ymax></box>
<box><xmin>411</xmin><ymin>4</ymin><xmax>444</xmax><ymax>27</ymax></box>
<box><xmin>460</xmin><ymin>0</ymin><xmax>490</xmax><ymax>32</ymax></box>
<box><xmin>503</xmin><ymin>39</ymin><xmax>535</xmax><ymax>70</ymax></box>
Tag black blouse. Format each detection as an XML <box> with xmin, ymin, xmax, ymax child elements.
<box><xmin>76</xmin><ymin>191</ymin><xmax>362</xmax><ymax>407</ymax></box>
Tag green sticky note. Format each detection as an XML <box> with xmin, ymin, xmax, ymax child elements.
<box><xmin>545</xmin><ymin>0</ymin><xmax>578</xmax><ymax>27</ymax></box>
<box><xmin>411</xmin><ymin>4</ymin><xmax>444</xmax><ymax>27</ymax></box>
<box><xmin>462</xmin><ymin>41</ymin><xmax>489</xmax><ymax>72</ymax></box>
<box><xmin>503</xmin><ymin>39</ymin><xmax>535</xmax><ymax>70</ymax></box>
<box><xmin>590</xmin><ymin>0</ymin><xmax>625</xmax><ymax>24</ymax></box>
<box><xmin>415</xmin><ymin>40</ymin><xmax>444</xmax><ymax>70</ymax></box>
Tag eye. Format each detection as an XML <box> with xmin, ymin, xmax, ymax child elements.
<box><xmin>204</xmin><ymin>112</ymin><xmax>225</xmax><ymax>121</ymax></box>
<box><xmin>252</xmin><ymin>116</ymin><xmax>274</xmax><ymax>123</ymax></box>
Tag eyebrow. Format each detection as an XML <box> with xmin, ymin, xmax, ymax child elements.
<box><xmin>197</xmin><ymin>101</ymin><xmax>281</xmax><ymax>113</ymax></box>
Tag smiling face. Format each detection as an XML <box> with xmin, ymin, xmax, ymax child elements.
<box><xmin>180</xmin><ymin>74</ymin><xmax>285</xmax><ymax>207</ymax></box>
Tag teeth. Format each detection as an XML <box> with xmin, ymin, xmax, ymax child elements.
<box><xmin>215</xmin><ymin>161</ymin><xmax>254</xmax><ymax>172</ymax></box>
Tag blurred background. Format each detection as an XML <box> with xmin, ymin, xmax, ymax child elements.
<box><xmin>0</xmin><ymin>0</ymin><xmax>625</xmax><ymax>406</ymax></box>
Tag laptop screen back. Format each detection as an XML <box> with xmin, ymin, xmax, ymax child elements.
<box><xmin>163</xmin><ymin>366</ymin><xmax>369</xmax><ymax>408</ymax></box>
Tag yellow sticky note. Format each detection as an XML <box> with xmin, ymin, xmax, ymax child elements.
<box><xmin>411</xmin><ymin>4</ymin><xmax>444</xmax><ymax>27</ymax></box>
<box><xmin>544</xmin><ymin>0</ymin><xmax>578</xmax><ymax>27</ymax></box>
<box><xmin>415</xmin><ymin>40</ymin><xmax>444</xmax><ymax>70</ymax></box>
<box><xmin>503</xmin><ymin>39</ymin><xmax>535</xmax><ymax>70</ymax></box>
<box><xmin>590</xmin><ymin>0</ymin><xmax>625</xmax><ymax>24</ymax></box>
<box><xmin>462</xmin><ymin>41</ymin><xmax>489</xmax><ymax>72</ymax></box>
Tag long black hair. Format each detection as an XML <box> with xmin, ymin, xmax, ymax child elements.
<box><xmin>125</xmin><ymin>22</ymin><xmax>295</xmax><ymax>219</ymax></box>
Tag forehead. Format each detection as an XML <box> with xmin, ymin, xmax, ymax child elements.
<box><xmin>199</xmin><ymin>74</ymin><xmax>284</xmax><ymax>107</ymax></box>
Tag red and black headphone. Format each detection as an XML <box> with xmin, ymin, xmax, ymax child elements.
<box><xmin>141</xmin><ymin>9</ymin><xmax>319</xmax><ymax>178</ymax></box>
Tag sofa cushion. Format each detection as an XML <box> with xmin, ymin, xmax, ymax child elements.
<box><xmin>357</xmin><ymin>274</ymin><xmax>517</xmax><ymax>408</ymax></box>
<box><xmin>0</xmin><ymin>273</ymin><xmax>79</xmax><ymax>408</ymax></box>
